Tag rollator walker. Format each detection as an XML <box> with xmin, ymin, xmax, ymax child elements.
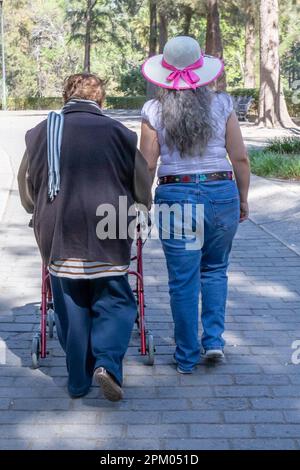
<box><xmin>30</xmin><ymin>213</ymin><xmax>155</xmax><ymax>368</ymax></box>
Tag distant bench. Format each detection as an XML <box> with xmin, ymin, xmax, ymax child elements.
<box><xmin>231</xmin><ymin>96</ymin><xmax>254</xmax><ymax>121</ymax></box>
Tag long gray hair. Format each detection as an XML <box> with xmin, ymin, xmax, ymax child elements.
<box><xmin>157</xmin><ymin>86</ymin><xmax>214</xmax><ymax>157</ymax></box>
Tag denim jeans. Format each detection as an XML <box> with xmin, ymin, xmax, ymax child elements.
<box><xmin>155</xmin><ymin>180</ymin><xmax>240</xmax><ymax>371</ymax></box>
<box><xmin>50</xmin><ymin>274</ymin><xmax>137</xmax><ymax>397</ymax></box>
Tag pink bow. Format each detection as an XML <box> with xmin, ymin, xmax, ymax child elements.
<box><xmin>162</xmin><ymin>56</ymin><xmax>204</xmax><ymax>90</ymax></box>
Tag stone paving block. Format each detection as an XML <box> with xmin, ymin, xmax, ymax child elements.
<box><xmin>190</xmin><ymin>398</ymin><xmax>250</xmax><ymax>410</ymax></box>
<box><xmin>251</xmin><ymin>398</ymin><xmax>300</xmax><ymax>410</ymax></box>
<box><xmin>255</xmin><ymin>424</ymin><xmax>300</xmax><ymax>438</ymax></box>
<box><xmin>0</xmin><ymin>323</ymin><xmax>33</xmax><ymax>331</ymax></box>
<box><xmin>98</xmin><ymin>411</ymin><xmax>160</xmax><ymax>425</ymax></box>
<box><xmin>96</xmin><ymin>439</ymin><xmax>161</xmax><ymax>450</ymax></box>
<box><xmin>271</xmin><ymin>386</ymin><xmax>300</xmax><ymax>397</ymax></box>
<box><xmin>230</xmin><ymin>439</ymin><xmax>297</xmax><ymax>450</ymax></box>
<box><xmin>60</xmin><ymin>424</ymin><xmax>124</xmax><ymax>439</ymax></box>
<box><xmin>180</xmin><ymin>373</ymin><xmax>234</xmax><ymax>385</ymax></box>
<box><xmin>30</xmin><ymin>439</ymin><xmax>98</xmax><ymax>450</ymax></box>
<box><xmin>234</xmin><ymin>374</ymin><xmax>290</xmax><ymax>385</ymax></box>
<box><xmin>117</xmin><ymin>387</ymin><xmax>158</xmax><ymax>399</ymax></box>
<box><xmin>199</xmin><ymin>364</ymin><xmax>262</xmax><ymax>374</ymax></box>
<box><xmin>11</xmin><ymin>398</ymin><xmax>72</xmax><ymax>411</ymax></box>
<box><xmin>262</xmin><ymin>365</ymin><xmax>300</xmax><ymax>375</ymax></box>
<box><xmin>161</xmin><ymin>410</ymin><xmax>222</xmax><ymax>424</ymax></box>
<box><xmin>0</xmin><ymin>377</ymin><xmax>14</xmax><ymax>387</ymax></box>
<box><xmin>124</xmin><ymin>375</ymin><xmax>180</xmax><ymax>387</ymax></box>
<box><xmin>283</xmin><ymin>411</ymin><xmax>300</xmax><ymax>423</ymax></box>
<box><xmin>126</xmin><ymin>424</ymin><xmax>189</xmax><ymax>439</ymax></box>
<box><xmin>161</xmin><ymin>438</ymin><xmax>230</xmax><ymax>450</ymax></box>
<box><xmin>157</xmin><ymin>386</ymin><xmax>214</xmax><ymax>399</ymax></box>
<box><xmin>0</xmin><ymin>387</ymin><xmax>69</xmax><ymax>399</ymax></box>
<box><xmin>0</xmin><ymin>410</ymin><xmax>98</xmax><ymax>425</ymax></box>
<box><xmin>225</xmin><ymin>355</ymin><xmax>280</xmax><ymax>365</ymax></box>
<box><xmin>190</xmin><ymin>423</ymin><xmax>253</xmax><ymax>438</ymax></box>
<box><xmin>0</xmin><ymin>398</ymin><xmax>10</xmax><ymax>410</ymax></box>
<box><xmin>214</xmin><ymin>386</ymin><xmax>270</xmax><ymax>397</ymax></box>
<box><xmin>290</xmin><ymin>376</ymin><xmax>300</xmax><ymax>385</ymax></box>
<box><xmin>0</xmin><ymin>439</ymin><xmax>31</xmax><ymax>450</ymax></box>
<box><xmin>224</xmin><ymin>410</ymin><xmax>285</xmax><ymax>423</ymax></box>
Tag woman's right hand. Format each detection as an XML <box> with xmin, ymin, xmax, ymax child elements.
<box><xmin>239</xmin><ymin>201</ymin><xmax>249</xmax><ymax>223</ymax></box>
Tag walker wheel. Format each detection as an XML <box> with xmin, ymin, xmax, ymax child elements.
<box><xmin>47</xmin><ymin>309</ymin><xmax>55</xmax><ymax>339</ymax></box>
<box><xmin>31</xmin><ymin>333</ymin><xmax>40</xmax><ymax>369</ymax></box>
<box><xmin>146</xmin><ymin>334</ymin><xmax>155</xmax><ymax>366</ymax></box>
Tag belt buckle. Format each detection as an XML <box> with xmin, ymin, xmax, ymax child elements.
<box><xmin>199</xmin><ymin>174</ymin><xmax>207</xmax><ymax>183</ymax></box>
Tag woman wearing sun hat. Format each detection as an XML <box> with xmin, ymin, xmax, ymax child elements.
<box><xmin>140</xmin><ymin>36</ymin><xmax>250</xmax><ymax>373</ymax></box>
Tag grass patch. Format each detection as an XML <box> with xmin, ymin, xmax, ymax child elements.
<box><xmin>249</xmin><ymin>149</ymin><xmax>300</xmax><ymax>180</ymax></box>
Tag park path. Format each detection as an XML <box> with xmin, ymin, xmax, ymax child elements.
<box><xmin>0</xmin><ymin>111</ymin><xmax>300</xmax><ymax>450</ymax></box>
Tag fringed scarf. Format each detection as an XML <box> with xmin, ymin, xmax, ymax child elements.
<box><xmin>47</xmin><ymin>99</ymin><xmax>101</xmax><ymax>201</ymax></box>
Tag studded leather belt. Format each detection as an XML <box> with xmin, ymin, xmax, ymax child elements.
<box><xmin>158</xmin><ymin>171</ymin><xmax>234</xmax><ymax>185</ymax></box>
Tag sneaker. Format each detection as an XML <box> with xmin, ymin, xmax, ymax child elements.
<box><xmin>173</xmin><ymin>354</ymin><xmax>196</xmax><ymax>373</ymax></box>
<box><xmin>202</xmin><ymin>349</ymin><xmax>225</xmax><ymax>361</ymax></box>
<box><xmin>176</xmin><ymin>365</ymin><xmax>195</xmax><ymax>374</ymax></box>
<box><xmin>94</xmin><ymin>367</ymin><xmax>124</xmax><ymax>402</ymax></box>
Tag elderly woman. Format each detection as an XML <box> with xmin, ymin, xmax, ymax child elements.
<box><xmin>18</xmin><ymin>73</ymin><xmax>152</xmax><ymax>400</ymax></box>
<box><xmin>140</xmin><ymin>36</ymin><xmax>250</xmax><ymax>374</ymax></box>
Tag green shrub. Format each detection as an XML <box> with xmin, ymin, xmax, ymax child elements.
<box><xmin>117</xmin><ymin>63</ymin><xmax>147</xmax><ymax>97</ymax></box>
<box><xmin>228</xmin><ymin>87</ymin><xmax>300</xmax><ymax>118</ymax></box>
<box><xmin>105</xmin><ymin>95</ymin><xmax>146</xmax><ymax>109</ymax></box>
<box><xmin>0</xmin><ymin>96</ymin><xmax>63</xmax><ymax>110</ymax></box>
<box><xmin>0</xmin><ymin>95</ymin><xmax>147</xmax><ymax>110</ymax></box>
<box><xmin>229</xmin><ymin>87</ymin><xmax>260</xmax><ymax>101</ymax></box>
<box><xmin>284</xmin><ymin>89</ymin><xmax>300</xmax><ymax>118</ymax></box>
<box><xmin>249</xmin><ymin>149</ymin><xmax>300</xmax><ymax>179</ymax></box>
<box><xmin>1</xmin><ymin>89</ymin><xmax>299</xmax><ymax>116</ymax></box>
<box><xmin>264</xmin><ymin>137</ymin><xmax>300</xmax><ymax>154</ymax></box>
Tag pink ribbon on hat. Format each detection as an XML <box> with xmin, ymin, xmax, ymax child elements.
<box><xmin>161</xmin><ymin>55</ymin><xmax>204</xmax><ymax>90</ymax></box>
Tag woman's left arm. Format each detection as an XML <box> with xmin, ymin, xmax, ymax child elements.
<box><xmin>18</xmin><ymin>150</ymin><xmax>34</xmax><ymax>214</ymax></box>
<box><xmin>140</xmin><ymin>120</ymin><xmax>160</xmax><ymax>182</ymax></box>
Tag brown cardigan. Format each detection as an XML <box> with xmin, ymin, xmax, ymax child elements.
<box><xmin>19</xmin><ymin>102</ymin><xmax>152</xmax><ymax>265</ymax></box>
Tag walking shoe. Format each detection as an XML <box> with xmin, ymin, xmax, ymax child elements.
<box><xmin>176</xmin><ymin>365</ymin><xmax>195</xmax><ymax>374</ymax></box>
<box><xmin>173</xmin><ymin>355</ymin><xmax>196</xmax><ymax>374</ymax></box>
<box><xmin>94</xmin><ymin>367</ymin><xmax>124</xmax><ymax>402</ymax></box>
<box><xmin>202</xmin><ymin>349</ymin><xmax>225</xmax><ymax>361</ymax></box>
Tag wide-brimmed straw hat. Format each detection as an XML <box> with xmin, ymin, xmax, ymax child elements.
<box><xmin>141</xmin><ymin>36</ymin><xmax>224</xmax><ymax>90</ymax></box>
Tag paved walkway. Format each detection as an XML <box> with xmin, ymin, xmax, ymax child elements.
<box><xmin>0</xmin><ymin>111</ymin><xmax>300</xmax><ymax>450</ymax></box>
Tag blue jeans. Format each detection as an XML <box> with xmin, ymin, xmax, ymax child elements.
<box><xmin>50</xmin><ymin>274</ymin><xmax>137</xmax><ymax>397</ymax></box>
<box><xmin>155</xmin><ymin>180</ymin><xmax>240</xmax><ymax>371</ymax></box>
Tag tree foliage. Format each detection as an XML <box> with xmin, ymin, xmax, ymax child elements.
<box><xmin>1</xmin><ymin>0</ymin><xmax>299</xmax><ymax>99</ymax></box>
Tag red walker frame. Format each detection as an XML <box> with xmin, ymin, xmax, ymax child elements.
<box><xmin>31</xmin><ymin>221</ymin><xmax>155</xmax><ymax>368</ymax></box>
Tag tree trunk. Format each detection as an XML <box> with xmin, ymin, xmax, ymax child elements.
<box><xmin>205</xmin><ymin>0</ymin><xmax>226</xmax><ymax>91</ymax></box>
<box><xmin>158</xmin><ymin>12</ymin><xmax>168</xmax><ymax>53</ymax></box>
<box><xmin>147</xmin><ymin>0</ymin><xmax>158</xmax><ymax>99</ymax></box>
<box><xmin>182</xmin><ymin>5</ymin><xmax>193</xmax><ymax>36</ymax></box>
<box><xmin>84</xmin><ymin>0</ymin><xmax>93</xmax><ymax>73</ymax></box>
<box><xmin>244</xmin><ymin>0</ymin><xmax>256</xmax><ymax>88</ymax></box>
<box><xmin>149</xmin><ymin>0</ymin><xmax>157</xmax><ymax>56</ymax></box>
<box><xmin>258</xmin><ymin>0</ymin><xmax>295</xmax><ymax>128</ymax></box>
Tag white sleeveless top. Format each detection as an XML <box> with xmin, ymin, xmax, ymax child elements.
<box><xmin>141</xmin><ymin>92</ymin><xmax>234</xmax><ymax>177</ymax></box>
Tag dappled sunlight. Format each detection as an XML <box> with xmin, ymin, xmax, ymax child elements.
<box><xmin>249</xmin><ymin>181</ymin><xmax>300</xmax><ymax>216</ymax></box>
<box><xmin>1</xmin><ymin>97</ymin><xmax>300</xmax><ymax>449</ymax></box>
<box><xmin>229</xmin><ymin>275</ymin><xmax>300</xmax><ymax>300</ymax></box>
